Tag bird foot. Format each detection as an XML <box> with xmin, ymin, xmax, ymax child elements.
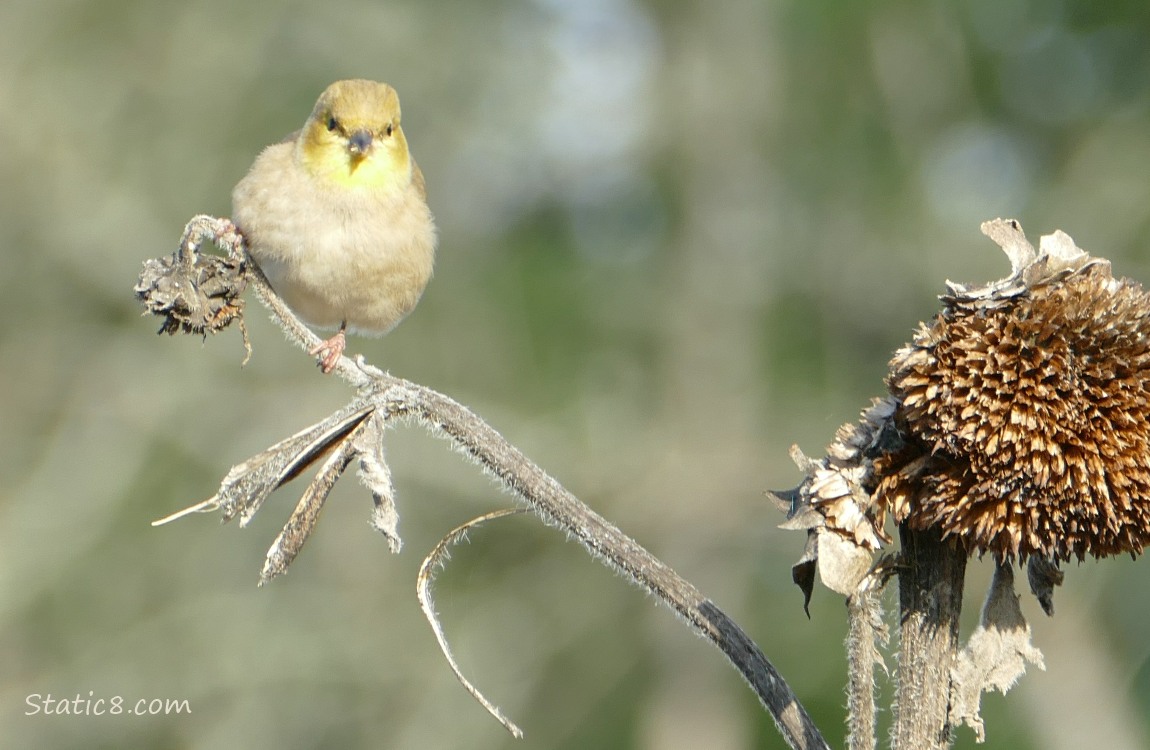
<box><xmin>309</xmin><ymin>330</ymin><xmax>347</xmax><ymax>374</ymax></box>
<box><xmin>213</xmin><ymin>218</ymin><xmax>244</xmax><ymax>249</ymax></box>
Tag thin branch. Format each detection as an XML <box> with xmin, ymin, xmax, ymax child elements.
<box><xmin>143</xmin><ymin>216</ymin><xmax>831</xmax><ymax>750</ymax></box>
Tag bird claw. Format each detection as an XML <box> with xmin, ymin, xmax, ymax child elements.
<box><xmin>309</xmin><ymin>330</ymin><xmax>347</xmax><ymax>374</ymax></box>
<box><xmin>212</xmin><ymin>218</ymin><xmax>244</xmax><ymax>249</ymax></box>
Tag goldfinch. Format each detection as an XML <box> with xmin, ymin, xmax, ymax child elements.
<box><xmin>232</xmin><ymin>79</ymin><xmax>436</xmax><ymax>373</ymax></box>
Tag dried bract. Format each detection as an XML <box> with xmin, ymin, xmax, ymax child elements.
<box><xmin>774</xmin><ymin>399</ymin><xmax>900</xmax><ymax>607</ymax></box>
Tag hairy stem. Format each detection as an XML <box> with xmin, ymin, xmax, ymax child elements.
<box><xmin>373</xmin><ymin>372</ymin><xmax>829</xmax><ymax>750</ymax></box>
<box><xmin>892</xmin><ymin>525</ymin><xmax>966</xmax><ymax>750</ymax></box>
<box><xmin>171</xmin><ymin>216</ymin><xmax>831</xmax><ymax>750</ymax></box>
<box><xmin>846</xmin><ymin>589</ymin><xmax>881</xmax><ymax>750</ymax></box>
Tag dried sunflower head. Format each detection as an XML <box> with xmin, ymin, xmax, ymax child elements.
<box><xmin>780</xmin><ymin>220</ymin><xmax>1150</xmax><ymax>576</ymax></box>
<box><xmin>886</xmin><ymin>221</ymin><xmax>1150</xmax><ymax>560</ymax></box>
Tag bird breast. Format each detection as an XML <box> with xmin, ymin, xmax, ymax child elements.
<box><xmin>232</xmin><ymin>143</ymin><xmax>436</xmax><ymax>334</ymax></box>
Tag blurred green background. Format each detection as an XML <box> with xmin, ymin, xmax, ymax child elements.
<box><xmin>3</xmin><ymin>0</ymin><xmax>1150</xmax><ymax>748</ymax></box>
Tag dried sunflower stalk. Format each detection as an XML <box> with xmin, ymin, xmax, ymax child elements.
<box><xmin>778</xmin><ymin>219</ymin><xmax>1150</xmax><ymax>599</ymax></box>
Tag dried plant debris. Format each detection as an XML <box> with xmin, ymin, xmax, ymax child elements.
<box><xmin>950</xmin><ymin>564</ymin><xmax>1044</xmax><ymax>742</ymax></box>
<box><xmin>135</xmin><ymin>244</ymin><xmax>247</xmax><ymax>337</ymax></box>
<box><xmin>151</xmin><ymin>401</ymin><xmax>397</xmax><ymax>583</ymax></box>
<box><xmin>417</xmin><ymin>509</ymin><xmax>529</xmax><ymax>738</ymax></box>
<box><xmin>357</xmin><ymin>416</ymin><xmax>403</xmax><ymax>553</ymax></box>
<box><xmin>777</xmin><ymin>220</ymin><xmax>1150</xmax><ymax>607</ymax></box>
<box><xmin>1025</xmin><ymin>556</ymin><xmax>1064</xmax><ymax>617</ymax></box>
<box><xmin>773</xmin><ymin>399</ymin><xmax>900</xmax><ymax>608</ymax></box>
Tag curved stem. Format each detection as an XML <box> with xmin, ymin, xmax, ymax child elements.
<box><xmin>177</xmin><ymin>215</ymin><xmax>830</xmax><ymax>750</ymax></box>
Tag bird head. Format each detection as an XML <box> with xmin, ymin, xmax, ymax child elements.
<box><xmin>297</xmin><ymin>80</ymin><xmax>412</xmax><ymax>193</ymax></box>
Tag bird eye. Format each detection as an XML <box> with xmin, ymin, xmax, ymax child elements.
<box><xmin>385</xmin><ymin>123</ymin><xmax>394</xmax><ymax>137</ymax></box>
<box><xmin>326</xmin><ymin>116</ymin><xmax>339</xmax><ymax>132</ymax></box>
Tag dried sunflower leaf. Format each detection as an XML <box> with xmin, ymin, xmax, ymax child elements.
<box><xmin>792</xmin><ymin>530</ymin><xmax>818</xmax><ymax>617</ymax></box>
<box><xmin>151</xmin><ymin>402</ymin><xmax>374</xmax><ymax>527</ymax></box>
<box><xmin>260</xmin><ymin>418</ymin><xmax>369</xmax><ymax>584</ymax></box>
<box><xmin>1026</xmin><ymin>556</ymin><xmax>1064</xmax><ymax>616</ymax></box>
<box><xmin>816</xmin><ymin>528</ymin><xmax>873</xmax><ymax>597</ymax></box>
<box><xmin>356</xmin><ymin>414</ymin><xmax>402</xmax><ymax>553</ymax></box>
<box><xmin>417</xmin><ymin>508</ymin><xmax>528</xmax><ymax>738</ymax></box>
<box><xmin>950</xmin><ymin>564</ymin><xmax>1045</xmax><ymax>742</ymax></box>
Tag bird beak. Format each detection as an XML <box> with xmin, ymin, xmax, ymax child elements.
<box><xmin>348</xmin><ymin>130</ymin><xmax>374</xmax><ymax>158</ymax></box>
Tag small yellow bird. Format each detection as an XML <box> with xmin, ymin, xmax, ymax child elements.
<box><xmin>232</xmin><ymin>79</ymin><xmax>436</xmax><ymax>373</ymax></box>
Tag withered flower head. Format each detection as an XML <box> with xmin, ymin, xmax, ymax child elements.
<box><xmin>884</xmin><ymin>221</ymin><xmax>1150</xmax><ymax>560</ymax></box>
<box><xmin>780</xmin><ymin>220</ymin><xmax>1150</xmax><ymax>572</ymax></box>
